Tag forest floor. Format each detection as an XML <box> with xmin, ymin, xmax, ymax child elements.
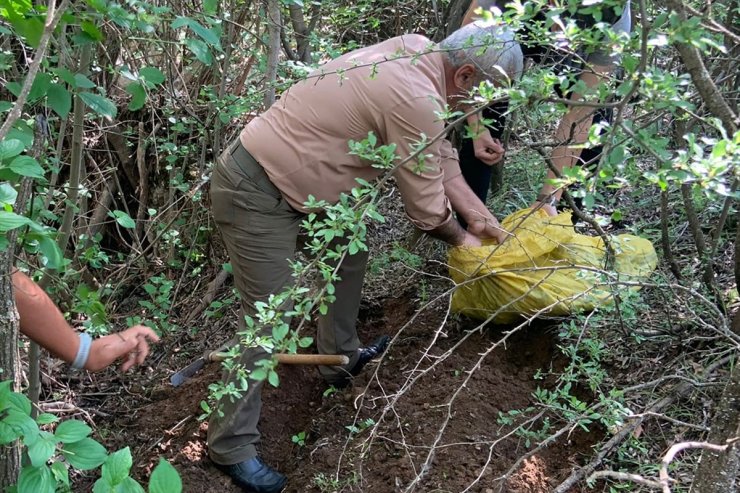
<box><xmin>71</xmin><ymin>292</ymin><xmax>599</xmax><ymax>493</ymax></box>
<box><xmin>51</xmin><ymin>150</ymin><xmax>735</xmax><ymax>492</ymax></box>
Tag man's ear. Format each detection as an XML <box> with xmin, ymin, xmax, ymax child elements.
<box><xmin>453</xmin><ymin>64</ymin><xmax>477</xmax><ymax>92</ymax></box>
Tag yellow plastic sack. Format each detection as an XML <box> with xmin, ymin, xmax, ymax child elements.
<box><xmin>449</xmin><ymin>208</ymin><xmax>658</xmax><ymax>324</ymax></box>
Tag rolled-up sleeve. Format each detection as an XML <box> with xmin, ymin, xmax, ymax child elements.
<box><xmin>383</xmin><ymin>97</ymin><xmax>456</xmax><ymax>231</ymax></box>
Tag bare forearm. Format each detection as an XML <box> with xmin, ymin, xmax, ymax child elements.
<box><xmin>12</xmin><ymin>270</ymin><xmax>79</xmax><ymax>363</ymax></box>
<box><xmin>444</xmin><ymin>173</ymin><xmax>491</xmax><ymax>225</ymax></box>
<box><xmin>442</xmin><ymin>174</ymin><xmax>506</xmax><ymax>242</ymax></box>
<box><xmin>466</xmin><ymin>113</ymin><xmax>482</xmax><ymax>134</ymax></box>
<box><xmin>12</xmin><ymin>270</ymin><xmax>160</xmax><ymax>372</ymax></box>
<box><xmin>426</xmin><ymin>218</ymin><xmax>469</xmax><ymax>246</ymax></box>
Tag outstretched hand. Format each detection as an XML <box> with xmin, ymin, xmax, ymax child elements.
<box><xmin>472</xmin><ymin>130</ymin><xmax>504</xmax><ymax>166</ymax></box>
<box><xmin>86</xmin><ymin>325</ymin><xmax>160</xmax><ymax>372</ymax></box>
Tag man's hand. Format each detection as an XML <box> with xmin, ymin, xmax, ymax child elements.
<box><xmin>460</xmin><ymin>231</ymin><xmax>483</xmax><ymax>247</ymax></box>
<box><xmin>86</xmin><ymin>325</ymin><xmax>160</xmax><ymax>372</ymax></box>
<box><xmin>466</xmin><ymin>213</ymin><xmax>508</xmax><ymax>244</ymax></box>
<box><xmin>472</xmin><ymin>130</ymin><xmax>504</xmax><ymax>166</ymax></box>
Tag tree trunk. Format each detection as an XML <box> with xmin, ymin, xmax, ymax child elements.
<box><xmin>668</xmin><ymin>0</ymin><xmax>740</xmax><ymax>484</ymax></box>
<box><xmin>689</xmin><ymin>353</ymin><xmax>740</xmax><ymax>492</ymax></box>
<box><xmin>288</xmin><ymin>3</ymin><xmax>316</xmax><ymax>64</ymax></box>
<box><xmin>444</xmin><ymin>0</ymin><xmax>472</xmax><ymax>37</ymax></box>
<box><xmin>0</xmin><ymin>251</ymin><xmax>22</xmax><ymax>489</ymax></box>
<box><xmin>664</xmin><ymin>0</ymin><xmax>739</xmax><ymax>134</ymax></box>
<box><xmin>263</xmin><ymin>0</ymin><xmax>281</xmax><ymax>109</ymax></box>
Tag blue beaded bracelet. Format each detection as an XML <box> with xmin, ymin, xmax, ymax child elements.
<box><xmin>71</xmin><ymin>333</ymin><xmax>92</xmax><ymax>369</ymax></box>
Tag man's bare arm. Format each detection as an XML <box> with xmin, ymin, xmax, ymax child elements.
<box><xmin>444</xmin><ymin>173</ymin><xmax>507</xmax><ymax>243</ymax></box>
<box><xmin>426</xmin><ymin>217</ymin><xmax>479</xmax><ymax>246</ymax></box>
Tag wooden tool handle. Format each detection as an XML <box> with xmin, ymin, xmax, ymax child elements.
<box><xmin>275</xmin><ymin>353</ymin><xmax>350</xmax><ymax>365</ymax></box>
<box><xmin>209</xmin><ymin>351</ymin><xmax>349</xmax><ymax>366</ymax></box>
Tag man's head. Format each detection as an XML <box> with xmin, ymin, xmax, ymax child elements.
<box><xmin>438</xmin><ymin>20</ymin><xmax>523</xmax><ymax>109</ymax></box>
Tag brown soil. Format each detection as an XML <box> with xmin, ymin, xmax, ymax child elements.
<box><xmin>76</xmin><ymin>290</ymin><xmax>600</xmax><ymax>493</ymax></box>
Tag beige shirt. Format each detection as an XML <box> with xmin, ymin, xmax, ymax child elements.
<box><xmin>240</xmin><ymin>34</ymin><xmax>461</xmax><ymax>231</ymax></box>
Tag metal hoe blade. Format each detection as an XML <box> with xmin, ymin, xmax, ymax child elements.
<box><xmin>169</xmin><ymin>357</ymin><xmax>207</xmax><ymax>387</ymax></box>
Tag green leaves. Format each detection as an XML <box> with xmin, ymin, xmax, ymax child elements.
<box><xmin>28</xmin><ymin>72</ymin><xmax>52</xmax><ymax>103</ymax></box>
<box><xmin>109</xmin><ymin>210</ymin><xmax>136</xmax><ymax>229</ymax></box>
<box><xmin>35</xmin><ymin>413</ymin><xmax>59</xmax><ymax>425</ymax></box>
<box><xmin>0</xmin><ymin>138</ymin><xmax>25</xmax><ymax>161</ymax></box>
<box><xmin>149</xmin><ymin>458</ymin><xmax>182</xmax><ymax>493</ymax></box>
<box><xmin>27</xmin><ymin>431</ymin><xmax>56</xmax><ymax>467</ymax></box>
<box><xmin>17</xmin><ymin>465</ymin><xmax>55</xmax><ymax>493</ymax></box>
<box><xmin>55</xmin><ymin>419</ymin><xmax>92</xmax><ymax>444</ymax></box>
<box><xmin>0</xmin><ymin>138</ymin><xmax>45</xmax><ymax>181</ymax></box>
<box><xmin>61</xmin><ymin>438</ymin><xmax>108</xmax><ymax>470</ymax></box>
<box><xmin>52</xmin><ymin>70</ymin><xmax>116</xmax><ymax>120</ymax></box>
<box><xmin>268</xmin><ymin>369</ymin><xmax>280</xmax><ymax>387</ymax></box>
<box><xmin>0</xmin><ymin>210</ymin><xmax>34</xmax><ymax>233</ymax></box>
<box><xmin>140</xmin><ymin>67</ymin><xmax>166</xmax><ymax>85</ymax></box>
<box><xmin>81</xmin><ymin>19</ymin><xmax>104</xmax><ymax>41</ymax></box>
<box><xmin>8</xmin><ymin>156</ymin><xmax>45</xmax><ymax>179</ymax></box>
<box><xmin>124</xmin><ymin>66</ymin><xmax>166</xmax><ymax>110</ymax></box>
<box><xmin>172</xmin><ymin>16</ymin><xmax>222</xmax><ymax>65</ymax></box>
<box><xmin>0</xmin><ymin>211</ymin><xmax>63</xmax><ymax>268</ymax></box>
<box><xmin>0</xmin><ymin>382</ymin><xmax>182</xmax><ymax>492</ymax></box>
<box><xmin>172</xmin><ymin>16</ymin><xmax>221</xmax><ymax>48</ymax></box>
<box><xmin>79</xmin><ymin>92</ymin><xmax>118</xmax><ymax>118</ymax></box>
<box><xmin>46</xmin><ymin>83</ymin><xmax>72</xmax><ymax>118</ymax></box>
<box><xmin>50</xmin><ymin>462</ymin><xmax>69</xmax><ymax>489</ymax></box>
<box><xmin>184</xmin><ymin>38</ymin><xmax>213</xmax><ymax>65</ymax></box>
<box><xmin>1</xmin><ymin>0</ymin><xmax>44</xmax><ymax>47</ymax></box>
<box><xmin>203</xmin><ymin>0</ymin><xmax>218</xmax><ymax>15</ymax></box>
<box><xmin>94</xmin><ymin>447</ymin><xmax>135</xmax><ymax>490</ymax></box>
<box><xmin>74</xmin><ymin>73</ymin><xmax>97</xmax><ymax>89</ymax></box>
<box><xmin>93</xmin><ymin>477</ymin><xmax>146</xmax><ymax>493</ymax></box>
<box><xmin>272</xmin><ymin>323</ymin><xmax>289</xmax><ymax>343</ymax></box>
<box><xmin>5</xmin><ymin>72</ymin><xmax>72</xmax><ymax>118</ymax></box>
<box><xmin>126</xmin><ymin>83</ymin><xmax>147</xmax><ymax>111</ymax></box>
<box><xmin>1</xmin><ymin>409</ymin><xmax>38</xmax><ymax>442</ymax></box>
<box><xmin>35</xmin><ymin>233</ymin><xmax>63</xmax><ymax>270</ymax></box>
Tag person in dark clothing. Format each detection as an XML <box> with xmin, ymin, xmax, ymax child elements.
<box><xmin>458</xmin><ymin>0</ymin><xmax>632</xmax><ymax>215</ymax></box>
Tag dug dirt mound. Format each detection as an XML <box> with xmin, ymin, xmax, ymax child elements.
<box><xmin>94</xmin><ymin>293</ymin><xmax>600</xmax><ymax>492</ymax></box>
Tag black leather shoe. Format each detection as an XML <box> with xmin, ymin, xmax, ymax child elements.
<box><xmin>350</xmin><ymin>335</ymin><xmax>390</xmax><ymax>377</ymax></box>
<box><xmin>214</xmin><ymin>457</ymin><xmax>287</xmax><ymax>493</ymax></box>
<box><xmin>327</xmin><ymin>335</ymin><xmax>390</xmax><ymax>387</ymax></box>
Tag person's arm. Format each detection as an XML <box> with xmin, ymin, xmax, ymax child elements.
<box><xmin>466</xmin><ymin>113</ymin><xmax>505</xmax><ymax>166</ymax></box>
<box><xmin>533</xmin><ymin>65</ymin><xmax>611</xmax><ymax>215</ymax></box>
<box><xmin>462</xmin><ymin>2</ymin><xmax>508</xmax><ymax>167</ymax></box>
<box><xmin>426</xmin><ymin>216</ymin><xmax>482</xmax><ymax>247</ymax></box>
<box><xmin>12</xmin><ymin>271</ymin><xmax>159</xmax><ymax>372</ymax></box>
<box><xmin>444</xmin><ymin>173</ymin><xmax>507</xmax><ymax>243</ymax></box>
